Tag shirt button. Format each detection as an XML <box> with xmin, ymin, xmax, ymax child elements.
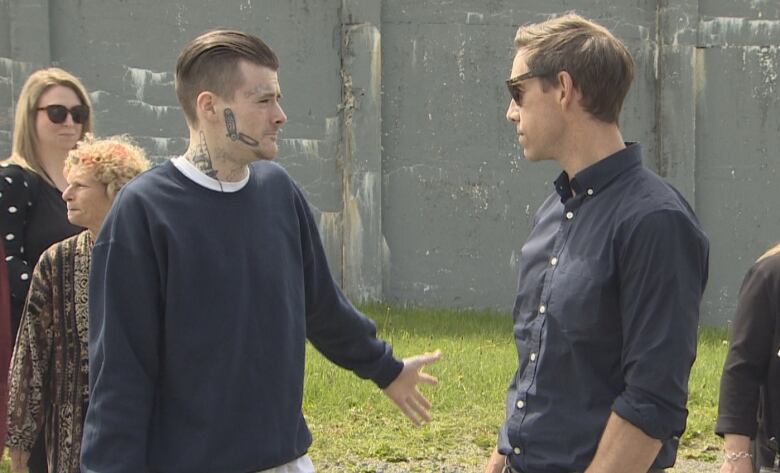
<box><xmin>565</xmin><ymin>211</ymin><xmax>574</xmax><ymax>220</ymax></box>
<box><xmin>530</xmin><ymin>352</ymin><xmax>537</xmax><ymax>361</ymax></box>
<box><xmin>587</xmin><ymin>188</ymin><xmax>594</xmax><ymax>196</ymax></box>
<box><xmin>513</xmin><ymin>447</ymin><xmax>522</xmax><ymax>455</ymax></box>
<box><xmin>539</xmin><ymin>305</ymin><xmax>546</xmax><ymax>314</ymax></box>
<box><xmin>516</xmin><ymin>400</ymin><xmax>525</xmax><ymax>409</ymax></box>
<box><xmin>550</xmin><ymin>257</ymin><xmax>558</xmax><ymax>266</ymax></box>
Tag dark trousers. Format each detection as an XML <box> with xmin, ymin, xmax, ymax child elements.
<box><xmin>27</xmin><ymin>430</ymin><xmax>47</xmax><ymax>473</ymax></box>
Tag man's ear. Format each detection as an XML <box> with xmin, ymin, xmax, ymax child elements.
<box><xmin>195</xmin><ymin>91</ymin><xmax>220</xmax><ymax>123</ymax></box>
<box><xmin>556</xmin><ymin>70</ymin><xmax>578</xmax><ymax>111</ymax></box>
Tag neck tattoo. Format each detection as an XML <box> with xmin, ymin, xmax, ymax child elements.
<box><xmin>189</xmin><ymin>131</ymin><xmax>217</xmax><ymax>179</ymax></box>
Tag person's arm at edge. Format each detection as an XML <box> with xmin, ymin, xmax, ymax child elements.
<box><xmin>715</xmin><ymin>258</ymin><xmax>776</xmax><ymax>472</ymax></box>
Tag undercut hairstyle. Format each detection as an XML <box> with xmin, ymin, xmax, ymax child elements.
<box><xmin>9</xmin><ymin>68</ymin><xmax>93</xmax><ymax>177</ymax></box>
<box><xmin>65</xmin><ymin>134</ymin><xmax>150</xmax><ymax>199</ymax></box>
<box><xmin>514</xmin><ymin>13</ymin><xmax>634</xmax><ymax>124</ymax></box>
<box><xmin>175</xmin><ymin>29</ymin><xmax>279</xmax><ymax>125</ymax></box>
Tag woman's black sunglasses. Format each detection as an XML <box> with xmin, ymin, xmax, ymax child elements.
<box><xmin>36</xmin><ymin>104</ymin><xmax>90</xmax><ymax>125</ymax></box>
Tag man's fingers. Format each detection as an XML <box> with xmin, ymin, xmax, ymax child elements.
<box><xmin>398</xmin><ymin>399</ymin><xmax>422</xmax><ymax>426</ymax></box>
<box><xmin>412</xmin><ymin>389</ymin><xmax>432</xmax><ymax>410</ymax></box>
<box><xmin>407</xmin><ymin>396</ymin><xmax>432</xmax><ymax>423</ymax></box>
<box><xmin>417</xmin><ymin>372</ymin><xmax>438</xmax><ymax>386</ymax></box>
<box><xmin>412</xmin><ymin>350</ymin><xmax>442</xmax><ymax>367</ymax></box>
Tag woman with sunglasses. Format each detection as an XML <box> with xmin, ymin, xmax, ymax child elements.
<box><xmin>0</xmin><ymin>67</ymin><xmax>92</xmax><ymax>473</ymax></box>
<box><xmin>6</xmin><ymin>135</ymin><xmax>149</xmax><ymax>473</ymax></box>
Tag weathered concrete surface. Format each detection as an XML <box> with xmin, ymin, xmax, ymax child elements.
<box><xmin>696</xmin><ymin>0</ymin><xmax>780</xmax><ymax>324</ymax></box>
<box><xmin>1</xmin><ymin>0</ymin><xmax>348</xmax><ymax>282</ymax></box>
<box><xmin>380</xmin><ymin>1</ymin><xmax>659</xmax><ymax>309</ymax></box>
<box><xmin>0</xmin><ymin>0</ymin><xmax>778</xmax><ymax>325</ymax></box>
<box><xmin>341</xmin><ymin>20</ymin><xmax>385</xmax><ymax>301</ymax></box>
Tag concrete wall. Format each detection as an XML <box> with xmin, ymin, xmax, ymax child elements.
<box><xmin>0</xmin><ymin>0</ymin><xmax>777</xmax><ymax>326</ymax></box>
<box><xmin>695</xmin><ymin>1</ymin><xmax>780</xmax><ymax>324</ymax></box>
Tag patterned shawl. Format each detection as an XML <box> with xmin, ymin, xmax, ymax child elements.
<box><xmin>6</xmin><ymin>230</ymin><xmax>92</xmax><ymax>473</ymax></box>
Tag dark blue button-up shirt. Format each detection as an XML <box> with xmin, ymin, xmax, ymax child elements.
<box><xmin>498</xmin><ymin>144</ymin><xmax>709</xmax><ymax>473</ymax></box>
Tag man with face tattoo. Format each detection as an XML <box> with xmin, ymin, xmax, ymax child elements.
<box><xmin>80</xmin><ymin>30</ymin><xmax>441</xmax><ymax>473</ymax></box>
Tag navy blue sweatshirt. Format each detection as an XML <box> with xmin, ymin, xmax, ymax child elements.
<box><xmin>81</xmin><ymin>160</ymin><xmax>403</xmax><ymax>473</ymax></box>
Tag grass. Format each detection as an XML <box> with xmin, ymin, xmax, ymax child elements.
<box><xmin>680</xmin><ymin>327</ymin><xmax>730</xmax><ymax>462</ymax></box>
<box><xmin>0</xmin><ymin>304</ymin><xmax>728</xmax><ymax>471</ymax></box>
<box><xmin>303</xmin><ymin>304</ymin><xmax>518</xmax><ymax>470</ymax></box>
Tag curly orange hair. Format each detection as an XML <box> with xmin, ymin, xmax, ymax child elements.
<box><xmin>65</xmin><ymin>134</ymin><xmax>150</xmax><ymax>199</ymax></box>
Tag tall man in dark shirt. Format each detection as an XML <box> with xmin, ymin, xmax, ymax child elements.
<box><xmin>81</xmin><ymin>30</ymin><xmax>441</xmax><ymax>473</ymax></box>
<box><xmin>484</xmin><ymin>14</ymin><xmax>709</xmax><ymax>473</ymax></box>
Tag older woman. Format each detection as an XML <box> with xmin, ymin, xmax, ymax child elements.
<box><xmin>5</xmin><ymin>135</ymin><xmax>149</xmax><ymax>473</ymax></box>
<box><xmin>717</xmin><ymin>243</ymin><xmax>780</xmax><ymax>473</ymax></box>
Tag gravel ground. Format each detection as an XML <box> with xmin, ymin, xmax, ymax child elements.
<box><xmin>669</xmin><ymin>458</ymin><xmax>719</xmax><ymax>472</ymax></box>
<box><xmin>315</xmin><ymin>458</ymin><xmax>719</xmax><ymax>472</ymax></box>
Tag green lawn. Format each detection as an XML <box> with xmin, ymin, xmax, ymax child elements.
<box><xmin>304</xmin><ymin>305</ymin><xmax>729</xmax><ymax>468</ymax></box>
<box><xmin>0</xmin><ymin>305</ymin><xmax>728</xmax><ymax>471</ymax></box>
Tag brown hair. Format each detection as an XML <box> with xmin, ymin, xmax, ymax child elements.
<box><xmin>514</xmin><ymin>13</ymin><xmax>634</xmax><ymax>124</ymax></box>
<box><xmin>65</xmin><ymin>134</ymin><xmax>150</xmax><ymax>199</ymax></box>
<box><xmin>175</xmin><ymin>29</ymin><xmax>279</xmax><ymax>125</ymax></box>
<box><xmin>9</xmin><ymin>68</ymin><xmax>93</xmax><ymax>178</ymax></box>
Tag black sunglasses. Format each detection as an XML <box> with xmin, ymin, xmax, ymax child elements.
<box><xmin>36</xmin><ymin>104</ymin><xmax>90</xmax><ymax>125</ymax></box>
<box><xmin>505</xmin><ymin>70</ymin><xmax>553</xmax><ymax>105</ymax></box>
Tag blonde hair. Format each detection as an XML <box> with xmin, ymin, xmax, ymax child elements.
<box><xmin>757</xmin><ymin>243</ymin><xmax>780</xmax><ymax>263</ymax></box>
<box><xmin>9</xmin><ymin>68</ymin><xmax>93</xmax><ymax>179</ymax></box>
<box><xmin>65</xmin><ymin>134</ymin><xmax>150</xmax><ymax>199</ymax></box>
<box><xmin>514</xmin><ymin>13</ymin><xmax>634</xmax><ymax>124</ymax></box>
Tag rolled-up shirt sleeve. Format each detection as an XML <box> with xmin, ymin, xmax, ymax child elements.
<box><xmin>612</xmin><ymin>209</ymin><xmax>709</xmax><ymax>440</ymax></box>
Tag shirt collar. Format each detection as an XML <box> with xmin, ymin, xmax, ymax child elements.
<box><xmin>553</xmin><ymin>142</ymin><xmax>642</xmax><ymax>203</ymax></box>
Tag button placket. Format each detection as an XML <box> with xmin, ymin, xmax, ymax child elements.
<box><xmin>513</xmin><ymin>204</ymin><xmax>576</xmax><ymax>434</ymax></box>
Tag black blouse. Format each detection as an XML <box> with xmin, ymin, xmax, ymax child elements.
<box><xmin>0</xmin><ymin>163</ymin><xmax>82</xmax><ymax>337</ymax></box>
<box><xmin>717</xmin><ymin>251</ymin><xmax>780</xmax><ymax>466</ymax></box>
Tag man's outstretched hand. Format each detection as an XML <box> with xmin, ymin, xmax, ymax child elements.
<box><xmin>383</xmin><ymin>350</ymin><xmax>442</xmax><ymax>425</ymax></box>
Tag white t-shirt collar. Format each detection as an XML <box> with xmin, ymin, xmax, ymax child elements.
<box><xmin>171</xmin><ymin>156</ymin><xmax>250</xmax><ymax>192</ymax></box>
